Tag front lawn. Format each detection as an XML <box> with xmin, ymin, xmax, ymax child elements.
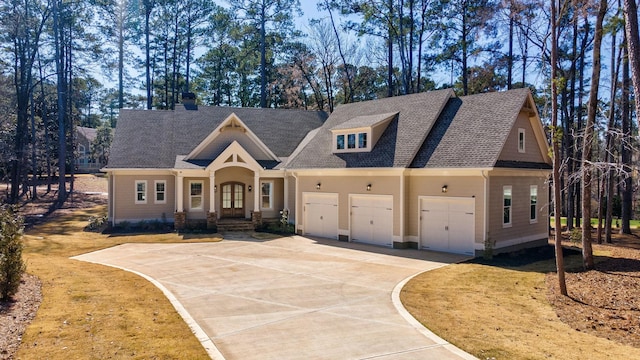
<box><xmin>16</xmin><ymin>205</ymin><xmax>221</xmax><ymax>359</ymax></box>
<box><xmin>401</xmin><ymin>245</ymin><xmax>640</xmax><ymax>359</ymax></box>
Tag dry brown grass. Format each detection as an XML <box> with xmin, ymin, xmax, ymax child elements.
<box><xmin>401</xmin><ymin>251</ymin><xmax>640</xmax><ymax>360</ymax></box>
<box><xmin>16</xmin><ymin>205</ymin><xmax>222</xmax><ymax>359</ymax></box>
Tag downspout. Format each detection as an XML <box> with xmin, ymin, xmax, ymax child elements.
<box><xmin>291</xmin><ymin>171</ymin><xmax>299</xmax><ymax>233</ymax></box>
<box><xmin>481</xmin><ymin>170</ymin><xmax>489</xmax><ymax>247</ymax></box>
<box><xmin>111</xmin><ymin>172</ymin><xmax>116</xmax><ymax>226</ymax></box>
<box><xmin>399</xmin><ymin>169</ymin><xmax>406</xmax><ymax>247</ymax></box>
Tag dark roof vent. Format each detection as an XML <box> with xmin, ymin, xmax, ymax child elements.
<box><xmin>182</xmin><ymin>92</ymin><xmax>198</xmax><ymax>110</ymax></box>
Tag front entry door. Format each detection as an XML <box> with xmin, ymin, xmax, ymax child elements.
<box><xmin>221</xmin><ymin>182</ymin><xmax>245</xmax><ymax>218</ymax></box>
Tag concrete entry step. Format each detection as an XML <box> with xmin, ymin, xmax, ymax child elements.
<box><xmin>217</xmin><ymin>218</ymin><xmax>254</xmax><ymax>232</ymax></box>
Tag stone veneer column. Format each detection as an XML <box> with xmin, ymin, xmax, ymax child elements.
<box><xmin>174</xmin><ymin>211</ymin><xmax>187</xmax><ymax>230</ymax></box>
<box><xmin>251</xmin><ymin>211</ymin><xmax>262</xmax><ymax>229</ymax></box>
<box><xmin>206</xmin><ymin>211</ymin><xmax>217</xmax><ymax>230</ymax></box>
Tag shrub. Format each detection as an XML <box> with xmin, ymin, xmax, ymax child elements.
<box><xmin>86</xmin><ymin>215</ymin><xmax>108</xmax><ymax>232</ymax></box>
<box><xmin>0</xmin><ymin>205</ymin><xmax>26</xmax><ymax>301</ymax></box>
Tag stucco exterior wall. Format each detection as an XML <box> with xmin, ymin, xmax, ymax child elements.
<box><xmin>498</xmin><ymin>111</ymin><xmax>546</xmax><ymax>163</ymax></box>
<box><xmin>488</xmin><ymin>174</ymin><xmax>549</xmax><ymax>248</ymax></box>
<box><xmin>111</xmin><ymin>173</ymin><xmax>175</xmax><ymax>223</ymax></box>
<box><xmin>296</xmin><ymin>173</ymin><xmax>401</xmax><ymax>237</ymax></box>
<box><xmin>406</xmin><ymin>175</ymin><xmax>485</xmax><ymax>245</ymax></box>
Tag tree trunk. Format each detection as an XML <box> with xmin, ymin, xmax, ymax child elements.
<box><xmin>621</xmin><ymin>34</ymin><xmax>632</xmax><ymax>234</ymax></box>
<box><xmin>623</xmin><ymin>0</ymin><xmax>640</xmax><ymax>119</ymax></box>
<box><xmin>54</xmin><ymin>0</ymin><xmax>67</xmax><ymax>203</ymax></box>
<box><xmin>551</xmin><ymin>0</ymin><xmax>567</xmax><ymax>296</ymax></box>
<box><xmin>260</xmin><ymin>1</ymin><xmax>267</xmax><ymax>108</ymax></box>
<box><xmin>582</xmin><ymin>0</ymin><xmax>607</xmax><ymax>270</ymax></box>
<box><xmin>145</xmin><ymin>1</ymin><xmax>153</xmax><ymax>110</ymax></box>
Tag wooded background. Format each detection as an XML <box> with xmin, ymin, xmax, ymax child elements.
<box><xmin>1</xmin><ymin>0</ymin><xmax>639</xmax><ymax>256</ymax></box>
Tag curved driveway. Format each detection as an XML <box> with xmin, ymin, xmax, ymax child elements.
<box><xmin>73</xmin><ymin>235</ymin><xmax>475</xmax><ymax>360</ymax></box>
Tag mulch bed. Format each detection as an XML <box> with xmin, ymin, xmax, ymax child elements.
<box><xmin>0</xmin><ymin>274</ymin><xmax>42</xmax><ymax>360</ymax></box>
<box><xmin>546</xmin><ymin>244</ymin><xmax>640</xmax><ymax>348</ymax></box>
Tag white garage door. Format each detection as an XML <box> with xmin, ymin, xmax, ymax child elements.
<box><xmin>420</xmin><ymin>197</ymin><xmax>475</xmax><ymax>255</ymax></box>
<box><xmin>350</xmin><ymin>195</ymin><xmax>393</xmax><ymax>247</ymax></box>
<box><xmin>303</xmin><ymin>193</ymin><xmax>338</xmax><ymax>239</ymax></box>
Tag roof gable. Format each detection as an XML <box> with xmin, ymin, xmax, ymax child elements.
<box><xmin>106</xmin><ymin>106</ymin><xmax>326</xmax><ymax>169</ymax></box>
<box><xmin>186</xmin><ymin>113</ymin><xmax>278</xmax><ymax>162</ymax></box>
<box><xmin>286</xmin><ymin>89</ymin><xmax>454</xmax><ymax>169</ymax></box>
<box><xmin>410</xmin><ymin>88</ymin><xmax>549</xmax><ymax>168</ymax></box>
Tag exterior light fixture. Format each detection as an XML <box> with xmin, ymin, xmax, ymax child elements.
<box><xmin>367</xmin><ymin>184</ymin><xmax>372</xmax><ymax>191</ymax></box>
<box><xmin>248</xmin><ymin>185</ymin><xmax>252</xmax><ymax>192</ymax></box>
<box><xmin>442</xmin><ymin>185</ymin><xmax>448</xmax><ymax>193</ymax></box>
<box><xmin>214</xmin><ymin>185</ymin><xmax>217</xmax><ymax>192</ymax></box>
<box><xmin>316</xmin><ymin>183</ymin><xmax>321</xmax><ymax>190</ymax></box>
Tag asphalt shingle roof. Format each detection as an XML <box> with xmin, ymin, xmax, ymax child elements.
<box><xmin>108</xmin><ymin>88</ymin><xmax>545</xmax><ymax>171</ymax></box>
<box><xmin>410</xmin><ymin>88</ymin><xmax>533</xmax><ymax>168</ymax></box>
<box><xmin>106</xmin><ymin>106</ymin><xmax>327</xmax><ymax>169</ymax></box>
<box><xmin>286</xmin><ymin>89</ymin><xmax>454</xmax><ymax>169</ymax></box>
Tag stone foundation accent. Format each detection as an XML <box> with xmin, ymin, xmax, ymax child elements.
<box><xmin>207</xmin><ymin>211</ymin><xmax>218</xmax><ymax>231</ymax></box>
<box><xmin>174</xmin><ymin>212</ymin><xmax>187</xmax><ymax>230</ymax></box>
<box><xmin>251</xmin><ymin>211</ymin><xmax>262</xmax><ymax>229</ymax></box>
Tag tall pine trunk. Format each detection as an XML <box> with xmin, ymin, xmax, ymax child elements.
<box><xmin>582</xmin><ymin>0</ymin><xmax>607</xmax><ymax>270</ymax></box>
<box><xmin>551</xmin><ymin>0</ymin><xmax>567</xmax><ymax>296</ymax></box>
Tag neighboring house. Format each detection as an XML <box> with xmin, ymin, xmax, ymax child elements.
<box><xmin>76</xmin><ymin>126</ymin><xmax>100</xmax><ymax>172</ymax></box>
<box><xmin>105</xmin><ymin>89</ymin><xmax>551</xmax><ymax>256</ymax></box>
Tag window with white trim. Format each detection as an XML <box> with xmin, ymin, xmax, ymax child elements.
<box><xmin>518</xmin><ymin>128</ymin><xmax>525</xmax><ymax>153</ymax></box>
<box><xmin>190</xmin><ymin>181</ymin><xmax>203</xmax><ymax>210</ymax></box>
<box><xmin>503</xmin><ymin>186</ymin><xmax>512</xmax><ymax>227</ymax></box>
<box><xmin>135</xmin><ymin>180</ymin><xmax>147</xmax><ymax>204</ymax></box>
<box><xmin>260</xmin><ymin>181</ymin><xmax>273</xmax><ymax>209</ymax></box>
<box><xmin>333</xmin><ymin>130</ymin><xmax>372</xmax><ymax>153</ymax></box>
<box><xmin>530</xmin><ymin>185</ymin><xmax>538</xmax><ymax>223</ymax></box>
<box><xmin>155</xmin><ymin>180</ymin><xmax>166</xmax><ymax>204</ymax></box>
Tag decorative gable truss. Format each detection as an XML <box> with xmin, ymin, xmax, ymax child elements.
<box><xmin>185</xmin><ymin>112</ymin><xmax>279</xmax><ymax>162</ymax></box>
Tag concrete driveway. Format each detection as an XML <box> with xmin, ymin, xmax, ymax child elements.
<box><xmin>73</xmin><ymin>235</ymin><xmax>475</xmax><ymax>360</ymax></box>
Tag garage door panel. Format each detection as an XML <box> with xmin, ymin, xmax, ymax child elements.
<box><xmin>304</xmin><ymin>193</ymin><xmax>338</xmax><ymax>240</ymax></box>
<box><xmin>350</xmin><ymin>195</ymin><xmax>393</xmax><ymax>247</ymax></box>
<box><xmin>420</xmin><ymin>197</ymin><xmax>475</xmax><ymax>255</ymax></box>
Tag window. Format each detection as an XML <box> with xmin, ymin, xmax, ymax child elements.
<box><xmin>518</xmin><ymin>128</ymin><xmax>525</xmax><ymax>153</ymax></box>
<box><xmin>358</xmin><ymin>132</ymin><xmax>367</xmax><ymax>148</ymax></box>
<box><xmin>135</xmin><ymin>180</ymin><xmax>147</xmax><ymax>204</ymax></box>
<box><xmin>334</xmin><ymin>130</ymin><xmax>372</xmax><ymax>153</ymax></box>
<box><xmin>155</xmin><ymin>180</ymin><xmax>166</xmax><ymax>204</ymax></box>
<box><xmin>190</xmin><ymin>181</ymin><xmax>203</xmax><ymax>210</ymax></box>
<box><xmin>347</xmin><ymin>133</ymin><xmax>356</xmax><ymax>148</ymax></box>
<box><xmin>503</xmin><ymin>186</ymin><xmax>512</xmax><ymax>227</ymax></box>
<box><xmin>261</xmin><ymin>181</ymin><xmax>273</xmax><ymax>209</ymax></box>
<box><xmin>530</xmin><ymin>185</ymin><xmax>538</xmax><ymax>223</ymax></box>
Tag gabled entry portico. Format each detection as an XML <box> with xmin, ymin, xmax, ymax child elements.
<box><xmin>174</xmin><ymin>141</ymin><xmax>266</xmax><ymax>230</ymax></box>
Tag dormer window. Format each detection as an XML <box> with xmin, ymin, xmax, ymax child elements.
<box><xmin>333</xmin><ymin>130</ymin><xmax>372</xmax><ymax>153</ymax></box>
<box><xmin>330</xmin><ymin>112</ymin><xmax>397</xmax><ymax>154</ymax></box>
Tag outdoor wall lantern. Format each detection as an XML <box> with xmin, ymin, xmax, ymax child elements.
<box><xmin>248</xmin><ymin>185</ymin><xmax>252</xmax><ymax>192</ymax></box>
<box><xmin>214</xmin><ymin>185</ymin><xmax>217</xmax><ymax>192</ymax></box>
<box><xmin>442</xmin><ymin>185</ymin><xmax>448</xmax><ymax>193</ymax></box>
<box><xmin>316</xmin><ymin>182</ymin><xmax>321</xmax><ymax>190</ymax></box>
<box><xmin>366</xmin><ymin>184</ymin><xmax>372</xmax><ymax>191</ymax></box>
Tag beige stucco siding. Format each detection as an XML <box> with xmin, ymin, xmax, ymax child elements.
<box><xmin>296</xmin><ymin>174</ymin><xmax>401</xmax><ymax>237</ymax></box>
<box><xmin>285</xmin><ymin>175</ymin><xmax>296</xmax><ymax>222</ymax></box>
<box><xmin>498</xmin><ymin>111</ymin><xmax>546</xmax><ymax>163</ymax></box>
<box><xmin>488</xmin><ymin>174</ymin><xmax>549</xmax><ymax>247</ymax></box>
<box><xmin>112</xmin><ymin>174</ymin><xmax>175</xmax><ymax>223</ymax></box>
<box><xmin>259</xmin><ymin>178</ymin><xmax>284</xmax><ymax>218</ymax></box>
<box><xmin>406</xmin><ymin>175</ymin><xmax>485</xmax><ymax>245</ymax></box>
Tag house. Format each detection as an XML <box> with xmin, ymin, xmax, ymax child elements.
<box><xmin>76</xmin><ymin>126</ymin><xmax>100</xmax><ymax>172</ymax></box>
<box><xmin>104</xmin><ymin>89</ymin><xmax>551</xmax><ymax>256</ymax></box>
